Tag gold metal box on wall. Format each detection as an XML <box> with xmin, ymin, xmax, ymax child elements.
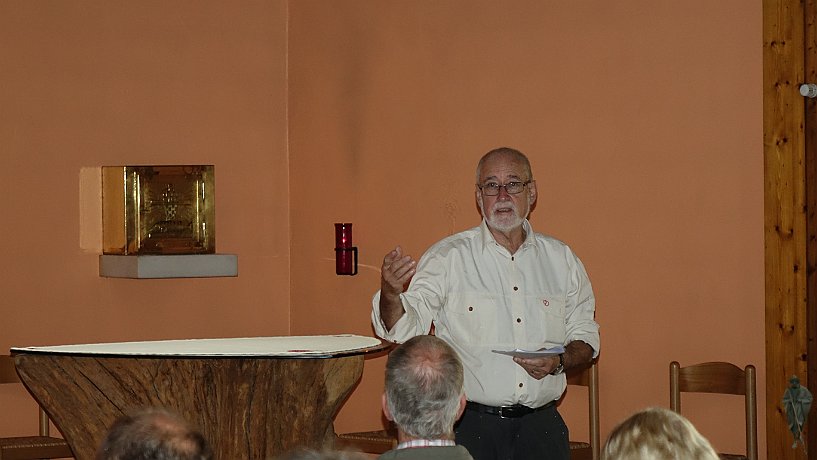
<box><xmin>102</xmin><ymin>165</ymin><xmax>215</xmax><ymax>255</ymax></box>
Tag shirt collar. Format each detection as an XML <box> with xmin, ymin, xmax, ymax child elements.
<box><xmin>396</xmin><ymin>439</ymin><xmax>456</xmax><ymax>449</ymax></box>
<box><xmin>479</xmin><ymin>218</ymin><xmax>534</xmax><ymax>252</ymax></box>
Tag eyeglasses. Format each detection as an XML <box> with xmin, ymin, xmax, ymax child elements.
<box><xmin>478</xmin><ymin>181</ymin><xmax>531</xmax><ymax>196</ymax></box>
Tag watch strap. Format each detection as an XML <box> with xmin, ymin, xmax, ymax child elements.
<box><xmin>551</xmin><ymin>353</ymin><xmax>565</xmax><ymax>375</ymax></box>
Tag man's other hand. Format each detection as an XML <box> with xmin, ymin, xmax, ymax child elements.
<box><xmin>381</xmin><ymin>246</ymin><xmax>416</xmax><ymax>296</ymax></box>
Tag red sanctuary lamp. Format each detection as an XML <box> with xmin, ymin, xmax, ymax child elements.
<box><xmin>334</xmin><ymin>223</ymin><xmax>358</xmax><ymax>275</ymax></box>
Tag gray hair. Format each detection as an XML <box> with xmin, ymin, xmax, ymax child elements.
<box><xmin>96</xmin><ymin>407</ymin><xmax>212</xmax><ymax>460</ymax></box>
<box><xmin>276</xmin><ymin>447</ymin><xmax>369</xmax><ymax>460</ymax></box>
<box><xmin>385</xmin><ymin>335</ymin><xmax>464</xmax><ymax>440</ymax></box>
<box><xmin>475</xmin><ymin>147</ymin><xmax>533</xmax><ymax>183</ymax></box>
<box><xmin>602</xmin><ymin>407</ymin><xmax>720</xmax><ymax>460</ymax></box>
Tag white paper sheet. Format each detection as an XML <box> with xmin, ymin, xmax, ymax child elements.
<box><xmin>491</xmin><ymin>346</ymin><xmax>565</xmax><ymax>359</ymax></box>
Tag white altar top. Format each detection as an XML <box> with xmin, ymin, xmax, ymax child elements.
<box><xmin>11</xmin><ymin>334</ymin><xmax>383</xmax><ymax>357</ymax></box>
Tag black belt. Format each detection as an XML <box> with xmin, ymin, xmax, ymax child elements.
<box><xmin>465</xmin><ymin>400</ymin><xmax>556</xmax><ymax>418</ymax></box>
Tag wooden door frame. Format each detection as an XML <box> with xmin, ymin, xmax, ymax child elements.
<box><xmin>764</xmin><ymin>0</ymin><xmax>813</xmax><ymax>459</ymax></box>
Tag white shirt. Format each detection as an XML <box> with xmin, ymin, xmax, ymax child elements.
<box><xmin>372</xmin><ymin>219</ymin><xmax>599</xmax><ymax>408</ymax></box>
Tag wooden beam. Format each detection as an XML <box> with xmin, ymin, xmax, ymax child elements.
<box><xmin>804</xmin><ymin>0</ymin><xmax>817</xmax><ymax>455</ymax></box>
<box><xmin>763</xmin><ymin>0</ymin><xmax>808</xmax><ymax>459</ymax></box>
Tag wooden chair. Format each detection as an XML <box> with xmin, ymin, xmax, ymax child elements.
<box><xmin>0</xmin><ymin>355</ymin><xmax>73</xmax><ymax>460</ymax></box>
<box><xmin>566</xmin><ymin>360</ymin><xmax>600</xmax><ymax>460</ymax></box>
<box><xmin>670</xmin><ymin>361</ymin><xmax>757</xmax><ymax>460</ymax></box>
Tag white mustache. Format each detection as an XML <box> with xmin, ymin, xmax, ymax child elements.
<box><xmin>491</xmin><ymin>202</ymin><xmax>517</xmax><ymax>214</ymax></box>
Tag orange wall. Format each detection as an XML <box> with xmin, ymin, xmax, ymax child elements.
<box><xmin>288</xmin><ymin>0</ymin><xmax>765</xmax><ymax>457</ymax></box>
<box><xmin>0</xmin><ymin>0</ymin><xmax>765</xmax><ymax>457</ymax></box>
<box><xmin>0</xmin><ymin>0</ymin><xmax>291</xmax><ymax>435</ymax></box>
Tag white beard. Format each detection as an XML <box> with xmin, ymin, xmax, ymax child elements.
<box><xmin>479</xmin><ymin>199</ymin><xmax>528</xmax><ymax>233</ymax></box>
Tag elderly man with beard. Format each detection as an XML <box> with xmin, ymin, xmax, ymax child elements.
<box><xmin>371</xmin><ymin>147</ymin><xmax>599</xmax><ymax>460</ymax></box>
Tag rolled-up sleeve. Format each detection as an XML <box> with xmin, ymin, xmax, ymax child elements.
<box><xmin>371</xmin><ymin>252</ymin><xmax>446</xmax><ymax>343</ymax></box>
<box><xmin>564</xmin><ymin>252</ymin><xmax>600</xmax><ymax>357</ymax></box>
<box><xmin>371</xmin><ymin>291</ymin><xmax>417</xmax><ymax>342</ymax></box>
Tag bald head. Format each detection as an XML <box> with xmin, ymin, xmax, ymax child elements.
<box><xmin>96</xmin><ymin>408</ymin><xmax>212</xmax><ymax>460</ymax></box>
<box><xmin>476</xmin><ymin>147</ymin><xmax>533</xmax><ymax>184</ymax></box>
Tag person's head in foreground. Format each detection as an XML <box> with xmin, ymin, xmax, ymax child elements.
<box><xmin>602</xmin><ymin>407</ymin><xmax>719</xmax><ymax>460</ymax></box>
<box><xmin>383</xmin><ymin>334</ymin><xmax>466</xmax><ymax>441</ymax></box>
<box><xmin>277</xmin><ymin>447</ymin><xmax>368</xmax><ymax>460</ymax></box>
<box><xmin>96</xmin><ymin>407</ymin><xmax>213</xmax><ymax>460</ymax></box>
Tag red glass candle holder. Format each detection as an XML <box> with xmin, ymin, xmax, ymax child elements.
<box><xmin>335</xmin><ymin>223</ymin><xmax>358</xmax><ymax>275</ymax></box>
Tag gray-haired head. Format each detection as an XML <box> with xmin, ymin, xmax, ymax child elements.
<box><xmin>384</xmin><ymin>335</ymin><xmax>464</xmax><ymax>440</ymax></box>
<box><xmin>96</xmin><ymin>407</ymin><xmax>213</xmax><ymax>460</ymax></box>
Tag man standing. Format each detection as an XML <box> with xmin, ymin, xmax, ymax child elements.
<box><xmin>380</xmin><ymin>335</ymin><xmax>473</xmax><ymax>460</ymax></box>
<box><xmin>371</xmin><ymin>147</ymin><xmax>600</xmax><ymax>460</ymax></box>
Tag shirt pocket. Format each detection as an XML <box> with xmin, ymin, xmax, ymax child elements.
<box><xmin>442</xmin><ymin>291</ymin><xmax>499</xmax><ymax>345</ymax></box>
<box><xmin>525</xmin><ymin>294</ymin><xmax>567</xmax><ymax>345</ymax></box>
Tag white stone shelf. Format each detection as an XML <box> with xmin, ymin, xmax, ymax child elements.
<box><xmin>99</xmin><ymin>254</ymin><xmax>238</xmax><ymax>279</ymax></box>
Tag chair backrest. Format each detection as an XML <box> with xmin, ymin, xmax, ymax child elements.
<box><xmin>0</xmin><ymin>354</ymin><xmax>52</xmax><ymax>436</ymax></box>
<box><xmin>566</xmin><ymin>360</ymin><xmax>600</xmax><ymax>460</ymax></box>
<box><xmin>669</xmin><ymin>361</ymin><xmax>757</xmax><ymax>460</ymax></box>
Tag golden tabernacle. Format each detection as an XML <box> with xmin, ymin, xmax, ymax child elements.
<box><xmin>102</xmin><ymin>165</ymin><xmax>215</xmax><ymax>255</ymax></box>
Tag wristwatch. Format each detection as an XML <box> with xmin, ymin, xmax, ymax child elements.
<box><xmin>551</xmin><ymin>353</ymin><xmax>565</xmax><ymax>375</ymax></box>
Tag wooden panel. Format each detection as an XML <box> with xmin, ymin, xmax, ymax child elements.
<box><xmin>13</xmin><ymin>354</ymin><xmax>363</xmax><ymax>460</ymax></box>
<box><xmin>763</xmin><ymin>0</ymin><xmax>808</xmax><ymax>459</ymax></box>
<box><xmin>804</xmin><ymin>0</ymin><xmax>817</xmax><ymax>457</ymax></box>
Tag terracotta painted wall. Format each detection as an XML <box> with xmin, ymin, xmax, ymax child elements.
<box><xmin>0</xmin><ymin>0</ymin><xmax>290</xmax><ymax>436</ymax></box>
<box><xmin>288</xmin><ymin>0</ymin><xmax>765</xmax><ymax>457</ymax></box>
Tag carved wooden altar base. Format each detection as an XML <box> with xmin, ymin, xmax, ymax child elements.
<box><xmin>13</xmin><ymin>353</ymin><xmax>363</xmax><ymax>460</ymax></box>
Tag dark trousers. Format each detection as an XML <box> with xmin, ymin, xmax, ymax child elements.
<box><xmin>454</xmin><ymin>404</ymin><xmax>570</xmax><ymax>460</ymax></box>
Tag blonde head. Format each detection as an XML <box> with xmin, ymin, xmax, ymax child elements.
<box><xmin>602</xmin><ymin>407</ymin><xmax>719</xmax><ymax>460</ymax></box>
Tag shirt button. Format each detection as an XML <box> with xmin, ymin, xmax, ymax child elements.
<box><xmin>517</xmin><ymin>318</ymin><xmax>522</xmax><ymax>323</ymax></box>
<box><xmin>511</xmin><ymin>256</ymin><xmax>515</xmax><ymax>261</ymax></box>
<box><xmin>513</xmin><ymin>286</ymin><xmax>518</xmax><ymax>291</ymax></box>
<box><xmin>468</xmin><ymin>306</ymin><xmax>473</xmax><ymax>312</ymax></box>
<box><xmin>518</xmin><ymin>382</ymin><xmax>523</xmax><ymax>388</ymax></box>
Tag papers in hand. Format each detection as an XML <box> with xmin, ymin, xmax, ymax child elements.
<box><xmin>491</xmin><ymin>346</ymin><xmax>565</xmax><ymax>359</ymax></box>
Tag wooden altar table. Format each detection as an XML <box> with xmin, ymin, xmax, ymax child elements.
<box><xmin>10</xmin><ymin>335</ymin><xmax>385</xmax><ymax>460</ymax></box>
